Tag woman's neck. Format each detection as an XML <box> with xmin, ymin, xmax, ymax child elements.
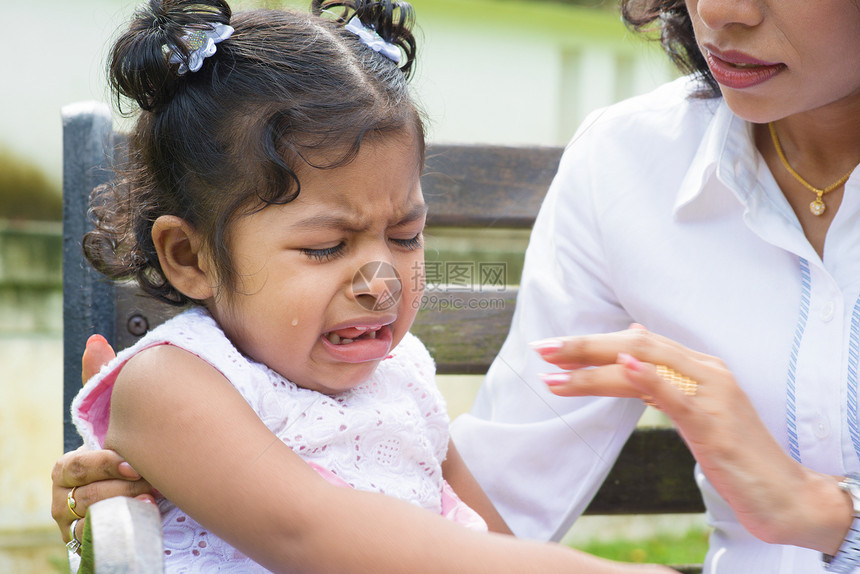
<box><xmin>754</xmin><ymin>97</ymin><xmax>860</xmax><ymax>259</ymax></box>
<box><xmin>769</xmin><ymin>100</ymin><xmax>860</xmax><ymax>178</ymax></box>
<box><xmin>774</xmin><ymin>111</ymin><xmax>860</xmax><ymax>177</ymax></box>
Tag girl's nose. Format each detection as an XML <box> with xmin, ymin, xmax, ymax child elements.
<box><xmin>693</xmin><ymin>0</ymin><xmax>764</xmax><ymax>31</ymax></box>
<box><xmin>351</xmin><ymin>260</ymin><xmax>403</xmax><ymax>312</ymax></box>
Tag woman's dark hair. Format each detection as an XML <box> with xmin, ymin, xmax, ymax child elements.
<box><xmin>620</xmin><ymin>0</ymin><xmax>720</xmax><ymax>98</ymax></box>
<box><xmin>84</xmin><ymin>0</ymin><xmax>423</xmax><ymax>306</ymax></box>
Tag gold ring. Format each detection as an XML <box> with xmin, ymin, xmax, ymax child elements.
<box><xmin>67</xmin><ymin>486</ymin><xmax>85</xmax><ymax>520</ymax></box>
<box><xmin>655</xmin><ymin>364</ymin><xmax>698</xmax><ymax>396</ymax></box>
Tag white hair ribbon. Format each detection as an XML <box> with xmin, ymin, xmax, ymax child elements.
<box><xmin>344</xmin><ymin>17</ymin><xmax>401</xmax><ymax>64</ymax></box>
<box><xmin>167</xmin><ymin>22</ymin><xmax>234</xmax><ymax>75</ymax></box>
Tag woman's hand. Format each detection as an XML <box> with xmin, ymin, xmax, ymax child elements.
<box><xmin>51</xmin><ymin>447</ymin><xmax>155</xmax><ymax>543</ymax></box>
<box><xmin>532</xmin><ymin>326</ymin><xmax>852</xmax><ymax>555</ymax></box>
<box><xmin>52</xmin><ymin>335</ymin><xmax>156</xmax><ymax>544</ymax></box>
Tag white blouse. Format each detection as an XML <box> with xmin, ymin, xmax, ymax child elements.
<box><xmin>451</xmin><ymin>76</ymin><xmax>860</xmax><ymax>574</ymax></box>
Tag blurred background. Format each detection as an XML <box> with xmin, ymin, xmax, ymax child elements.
<box><xmin>0</xmin><ymin>0</ymin><xmax>687</xmax><ymax>571</ymax></box>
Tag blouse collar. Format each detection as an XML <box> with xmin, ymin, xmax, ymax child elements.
<box><xmin>673</xmin><ymin>98</ymin><xmax>760</xmax><ymax>220</ymax></box>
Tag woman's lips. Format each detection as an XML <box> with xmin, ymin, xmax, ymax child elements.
<box><xmin>704</xmin><ymin>47</ymin><xmax>786</xmax><ymax>90</ymax></box>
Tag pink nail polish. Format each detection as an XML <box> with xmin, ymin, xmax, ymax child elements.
<box><xmin>530</xmin><ymin>339</ymin><xmax>564</xmax><ymax>355</ymax></box>
<box><xmin>540</xmin><ymin>373</ymin><xmax>570</xmax><ymax>386</ymax></box>
<box><xmin>618</xmin><ymin>353</ymin><xmax>644</xmax><ymax>372</ymax></box>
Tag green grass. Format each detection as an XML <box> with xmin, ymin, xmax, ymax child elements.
<box><xmin>569</xmin><ymin>526</ymin><xmax>710</xmax><ymax>566</ymax></box>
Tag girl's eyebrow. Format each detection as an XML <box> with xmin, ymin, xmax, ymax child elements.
<box><xmin>292</xmin><ymin>203</ymin><xmax>428</xmax><ymax>232</ymax></box>
<box><xmin>395</xmin><ymin>203</ymin><xmax>429</xmax><ymax>226</ymax></box>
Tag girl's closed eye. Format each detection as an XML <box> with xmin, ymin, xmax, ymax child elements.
<box><xmin>299</xmin><ymin>232</ymin><xmax>421</xmax><ymax>262</ymax></box>
<box><xmin>391</xmin><ymin>233</ymin><xmax>423</xmax><ymax>250</ymax></box>
<box><xmin>300</xmin><ymin>243</ymin><xmax>345</xmax><ymax>262</ymax></box>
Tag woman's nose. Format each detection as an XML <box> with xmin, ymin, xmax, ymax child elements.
<box><xmin>351</xmin><ymin>260</ymin><xmax>403</xmax><ymax>312</ymax></box>
<box><xmin>693</xmin><ymin>0</ymin><xmax>764</xmax><ymax>31</ymax></box>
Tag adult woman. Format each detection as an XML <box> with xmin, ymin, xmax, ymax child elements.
<box><xmin>450</xmin><ymin>0</ymin><xmax>860</xmax><ymax>572</ymax></box>
<box><xmin>54</xmin><ymin>0</ymin><xmax>860</xmax><ymax>572</ymax></box>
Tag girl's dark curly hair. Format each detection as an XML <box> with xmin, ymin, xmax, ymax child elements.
<box><xmin>84</xmin><ymin>0</ymin><xmax>423</xmax><ymax>306</ymax></box>
<box><xmin>620</xmin><ymin>0</ymin><xmax>720</xmax><ymax>98</ymax></box>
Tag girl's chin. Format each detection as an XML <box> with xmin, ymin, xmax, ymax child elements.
<box><xmin>300</xmin><ymin>361</ymin><xmax>385</xmax><ymax>396</ymax></box>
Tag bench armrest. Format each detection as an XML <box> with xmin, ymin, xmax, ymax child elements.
<box><xmin>80</xmin><ymin>497</ymin><xmax>164</xmax><ymax>574</ymax></box>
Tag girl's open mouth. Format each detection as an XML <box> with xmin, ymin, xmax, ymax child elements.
<box><xmin>320</xmin><ymin>323</ymin><xmax>393</xmax><ymax>363</ymax></box>
<box><xmin>324</xmin><ymin>324</ymin><xmax>383</xmax><ymax>345</ymax></box>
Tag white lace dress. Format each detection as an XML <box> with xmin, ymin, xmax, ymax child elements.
<box><xmin>72</xmin><ymin>307</ymin><xmax>486</xmax><ymax>573</ymax></box>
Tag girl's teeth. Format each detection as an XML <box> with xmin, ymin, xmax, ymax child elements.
<box><xmin>326</xmin><ymin>326</ymin><xmax>384</xmax><ymax>344</ymax></box>
<box><xmin>325</xmin><ymin>332</ymin><xmax>357</xmax><ymax>345</ymax></box>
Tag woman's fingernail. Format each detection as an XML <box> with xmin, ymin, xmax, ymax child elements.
<box><xmin>617</xmin><ymin>352</ymin><xmax>644</xmax><ymax>372</ymax></box>
<box><xmin>540</xmin><ymin>373</ymin><xmax>570</xmax><ymax>386</ymax></box>
<box><xmin>530</xmin><ymin>339</ymin><xmax>564</xmax><ymax>355</ymax></box>
<box><xmin>118</xmin><ymin>462</ymin><xmax>141</xmax><ymax>479</ymax></box>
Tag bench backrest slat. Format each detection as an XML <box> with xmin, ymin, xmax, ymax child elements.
<box><xmin>423</xmin><ymin>144</ymin><xmax>564</xmax><ymax>228</ymax></box>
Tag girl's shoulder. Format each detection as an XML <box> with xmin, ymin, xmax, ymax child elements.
<box><xmin>71</xmin><ymin>308</ymin><xmax>244</xmax><ymax>448</ymax></box>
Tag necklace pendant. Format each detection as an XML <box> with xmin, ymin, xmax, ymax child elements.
<box><xmin>810</xmin><ymin>198</ymin><xmax>826</xmax><ymax>216</ymax></box>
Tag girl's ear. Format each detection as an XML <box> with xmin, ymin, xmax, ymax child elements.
<box><xmin>151</xmin><ymin>215</ymin><xmax>215</xmax><ymax>301</ymax></box>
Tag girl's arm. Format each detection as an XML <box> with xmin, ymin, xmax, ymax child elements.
<box><xmin>442</xmin><ymin>439</ymin><xmax>512</xmax><ymax>535</ymax></box>
<box><xmin>107</xmin><ymin>344</ymin><xmax>672</xmax><ymax>574</ymax></box>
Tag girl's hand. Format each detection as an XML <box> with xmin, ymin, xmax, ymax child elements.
<box><xmin>52</xmin><ymin>335</ymin><xmax>156</xmax><ymax>544</ymax></box>
<box><xmin>532</xmin><ymin>326</ymin><xmax>851</xmax><ymax>555</ymax></box>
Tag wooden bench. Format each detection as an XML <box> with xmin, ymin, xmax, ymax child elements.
<box><xmin>62</xmin><ymin>102</ymin><xmax>704</xmax><ymax>574</ymax></box>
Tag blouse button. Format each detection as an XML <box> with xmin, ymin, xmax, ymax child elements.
<box><xmin>814</xmin><ymin>413</ymin><xmax>830</xmax><ymax>439</ymax></box>
<box><xmin>821</xmin><ymin>301</ymin><xmax>835</xmax><ymax>322</ymax></box>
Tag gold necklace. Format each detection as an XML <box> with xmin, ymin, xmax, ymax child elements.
<box><xmin>768</xmin><ymin>122</ymin><xmax>855</xmax><ymax>216</ymax></box>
